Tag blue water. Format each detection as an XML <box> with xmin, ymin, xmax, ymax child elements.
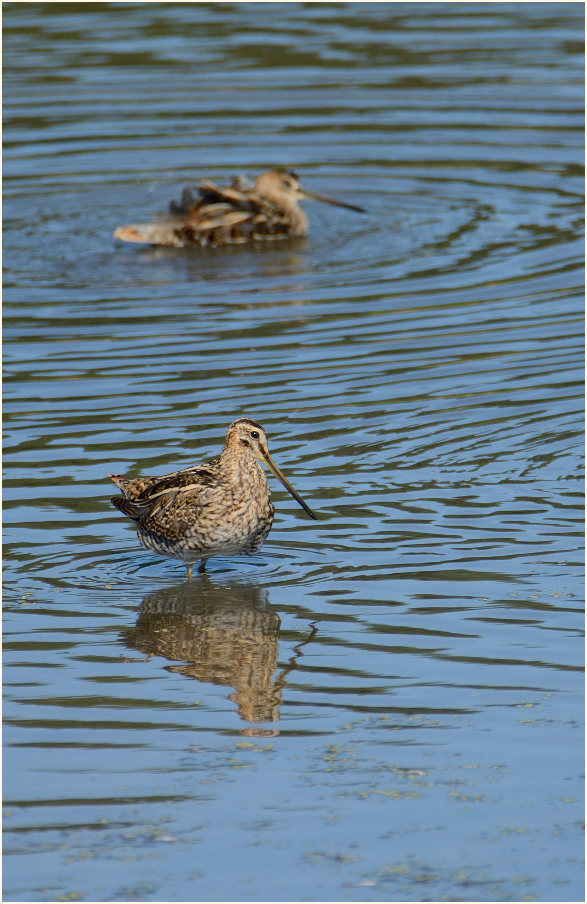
<box><xmin>3</xmin><ymin>3</ymin><xmax>584</xmax><ymax>902</ymax></box>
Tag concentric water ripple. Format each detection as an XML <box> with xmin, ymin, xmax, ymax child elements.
<box><xmin>3</xmin><ymin>4</ymin><xmax>584</xmax><ymax>903</ymax></box>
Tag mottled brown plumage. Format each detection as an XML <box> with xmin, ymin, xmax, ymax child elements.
<box><xmin>109</xmin><ymin>418</ymin><xmax>317</xmax><ymax>578</ymax></box>
<box><xmin>113</xmin><ymin>168</ymin><xmax>365</xmax><ymax>247</ymax></box>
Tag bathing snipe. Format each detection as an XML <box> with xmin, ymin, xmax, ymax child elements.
<box><xmin>113</xmin><ymin>168</ymin><xmax>365</xmax><ymax>247</ymax></box>
<box><xmin>109</xmin><ymin>418</ymin><xmax>317</xmax><ymax>578</ymax></box>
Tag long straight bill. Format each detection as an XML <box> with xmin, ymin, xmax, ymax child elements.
<box><xmin>263</xmin><ymin>451</ymin><xmax>318</xmax><ymax>520</ymax></box>
<box><xmin>302</xmin><ymin>189</ymin><xmax>366</xmax><ymax>214</ymax></box>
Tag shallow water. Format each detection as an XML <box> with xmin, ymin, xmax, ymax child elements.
<box><xmin>3</xmin><ymin>3</ymin><xmax>584</xmax><ymax>902</ymax></box>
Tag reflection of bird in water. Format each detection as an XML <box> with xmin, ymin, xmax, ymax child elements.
<box><xmin>121</xmin><ymin>579</ymin><xmax>282</xmax><ymax>725</ymax></box>
<box><xmin>110</xmin><ymin>418</ymin><xmax>317</xmax><ymax>579</ymax></box>
<box><xmin>113</xmin><ymin>168</ymin><xmax>365</xmax><ymax>248</ymax></box>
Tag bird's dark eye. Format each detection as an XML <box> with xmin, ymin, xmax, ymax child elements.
<box><xmin>250</xmin><ymin>431</ymin><xmax>260</xmax><ymax>440</ymax></box>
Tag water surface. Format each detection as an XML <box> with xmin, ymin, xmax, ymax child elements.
<box><xmin>3</xmin><ymin>3</ymin><xmax>584</xmax><ymax>902</ymax></box>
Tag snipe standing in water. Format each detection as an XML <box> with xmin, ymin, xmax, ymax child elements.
<box><xmin>109</xmin><ymin>418</ymin><xmax>317</xmax><ymax>579</ymax></box>
<box><xmin>113</xmin><ymin>168</ymin><xmax>365</xmax><ymax>247</ymax></box>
